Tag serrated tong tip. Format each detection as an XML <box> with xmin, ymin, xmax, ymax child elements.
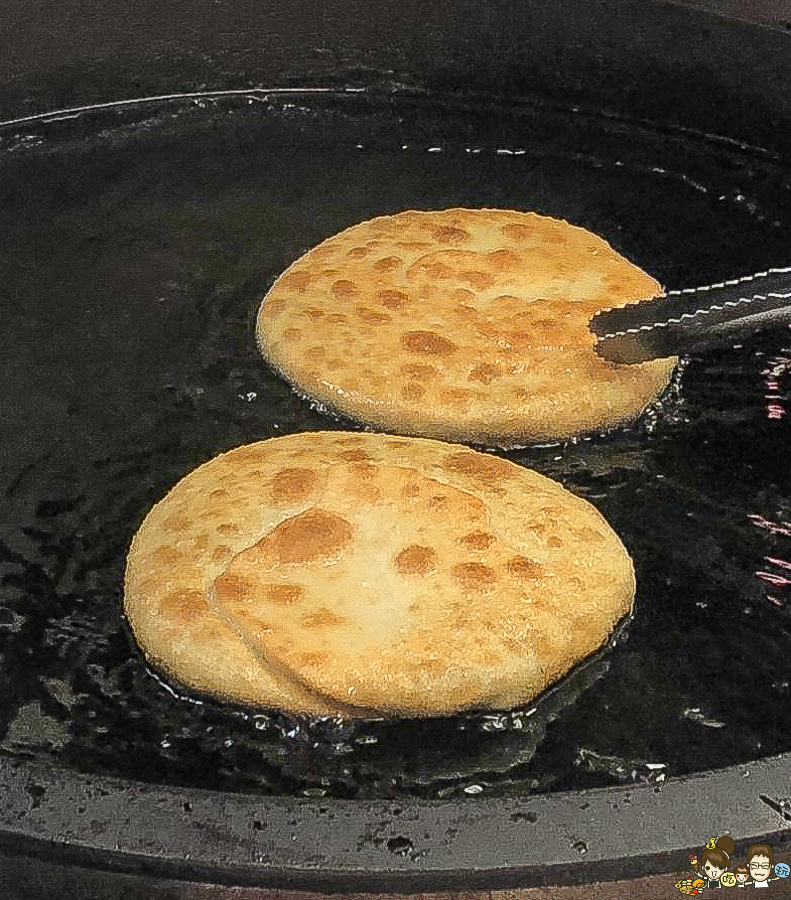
<box><xmin>591</xmin><ymin>267</ymin><xmax>791</xmax><ymax>364</ymax></box>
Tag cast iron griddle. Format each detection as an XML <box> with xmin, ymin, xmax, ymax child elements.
<box><xmin>1</xmin><ymin>89</ymin><xmax>791</xmax><ymax>884</ymax></box>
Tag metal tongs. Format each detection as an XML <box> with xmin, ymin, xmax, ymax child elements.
<box><xmin>590</xmin><ymin>267</ymin><xmax>791</xmax><ymax>364</ymax></box>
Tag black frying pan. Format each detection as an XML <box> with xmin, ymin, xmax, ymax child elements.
<box><xmin>1</xmin><ymin>0</ymin><xmax>791</xmax><ymax>895</ymax></box>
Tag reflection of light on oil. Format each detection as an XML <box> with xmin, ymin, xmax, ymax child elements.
<box><xmin>761</xmin><ymin>352</ymin><xmax>791</xmax><ymax>420</ymax></box>
<box><xmin>756</xmin><ymin>556</ymin><xmax>790</xmax><ymax>609</ymax></box>
<box><xmin>749</xmin><ymin>516</ymin><xmax>791</xmax><ymax>610</ymax></box>
<box><xmin>748</xmin><ymin>514</ymin><xmax>791</xmax><ymax>537</ymax></box>
<box><xmin>756</xmin><ymin>570</ymin><xmax>791</xmax><ymax>586</ymax></box>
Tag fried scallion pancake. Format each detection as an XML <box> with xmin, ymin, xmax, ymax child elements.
<box><xmin>256</xmin><ymin>209</ymin><xmax>677</xmax><ymax>447</ymax></box>
<box><xmin>124</xmin><ymin>432</ymin><xmax>636</xmax><ymax>718</ymax></box>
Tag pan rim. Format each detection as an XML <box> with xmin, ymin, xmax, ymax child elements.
<box><xmin>1</xmin><ymin>85</ymin><xmax>788</xmax><ymax>166</ymax></box>
<box><xmin>1</xmin><ymin>751</ymin><xmax>789</xmax><ymax>890</ymax></box>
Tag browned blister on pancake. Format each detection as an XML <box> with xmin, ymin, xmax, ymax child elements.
<box><xmin>124</xmin><ymin>432</ymin><xmax>635</xmax><ymax>718</ymax></box>
<box><xmin>256</xmin><ymin>209</ymin><xmax>677</xmax><ymax>447</ymax></box>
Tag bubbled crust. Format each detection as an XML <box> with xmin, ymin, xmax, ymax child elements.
<box><xmin>256</xmin><ymin>209</ymin><xmax>677</xmax><ymax>447</ymax></box>
<box><xmin>124</xmin><ymin>432</ymin><xmax>636</xmax><ymax>718</ymax></box>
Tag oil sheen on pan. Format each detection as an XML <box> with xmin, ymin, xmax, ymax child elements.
<box><xmin>1</xmin><ymin>91</ymin><xmax>790</xmax><ymax>799</ymax></box>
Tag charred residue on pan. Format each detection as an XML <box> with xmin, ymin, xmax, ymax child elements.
<box><xmin>1</xmin><ymin>91</ymin><xmax>791</xmax><ymax>800</ymax></box>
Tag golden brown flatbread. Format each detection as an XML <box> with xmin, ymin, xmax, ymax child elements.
<box><xmin>256</xmin><ymin>209</ymin><xmax>677</xmax><ymax>447</ymax></box>
<box><xmin>124</xmin><ymin>432</ymin><xmax>635</xmax><ymax>718</ymax></box>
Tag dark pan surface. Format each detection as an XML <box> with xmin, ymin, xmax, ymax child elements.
<box><xmin>2</xmin><ymin>90</ymin><xmax>791</xmax><ymax>803</ymax></box>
